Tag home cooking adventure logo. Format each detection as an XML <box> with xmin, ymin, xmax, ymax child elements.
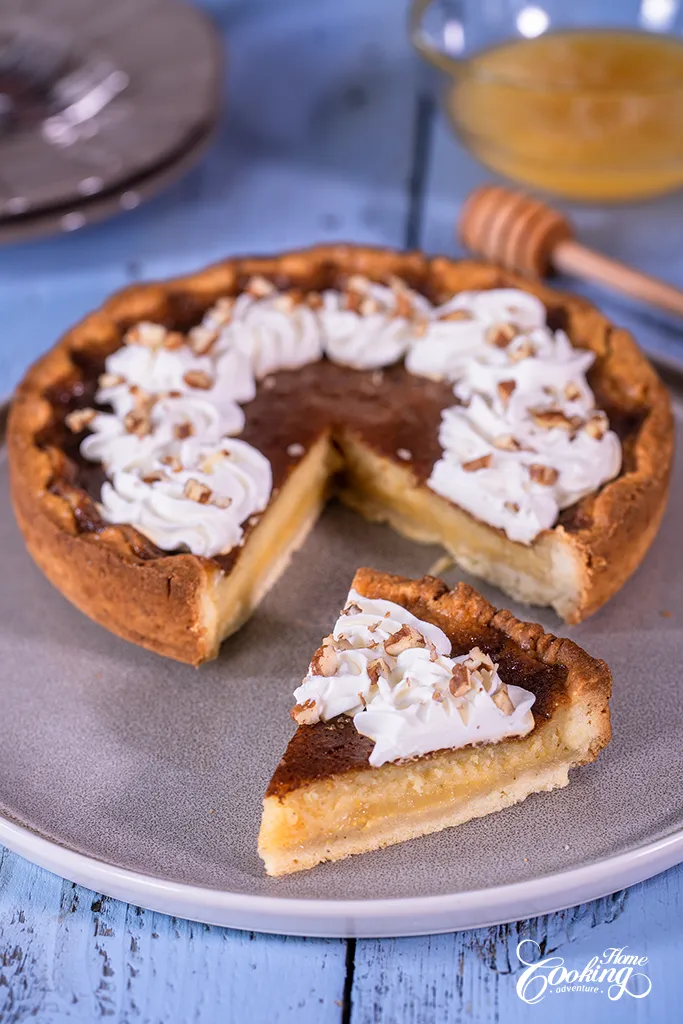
<box><xmin>515</xmin><ymin>940</ymin><xmax>652</xmax><ymax>1004</ymax></box>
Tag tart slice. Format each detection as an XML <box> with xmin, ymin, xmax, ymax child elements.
<box><xmin>258</xmin><ymin>568</ymin><xmax>611</xmax><ymax>876</ymax></box>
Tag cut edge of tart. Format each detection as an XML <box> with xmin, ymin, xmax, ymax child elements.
<box><xmin>7</xmin><ymin>245</ymin><xmax>673</xmax><ymax>664</ymax></box>
<box><xmin>258</xmin><ymin>567</ymin><xmax>612</xmax><ymax>876</ymax></box>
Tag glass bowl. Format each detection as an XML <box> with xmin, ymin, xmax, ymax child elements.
<box><xmin>411</xmin><ymin>0</ymin><xmax>683</xmax><ymax>201</ymax></box>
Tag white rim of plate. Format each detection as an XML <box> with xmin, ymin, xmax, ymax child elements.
<box><xmin>1</xmin><ymin>813</ymin><xmax>682</xmax><ymax>937</ymax></box>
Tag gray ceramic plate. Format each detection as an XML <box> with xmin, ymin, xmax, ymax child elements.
<box><xmin>0</xmin><ymin>399</ymin><xmax>682</xmax><ymax>938</ymax></box>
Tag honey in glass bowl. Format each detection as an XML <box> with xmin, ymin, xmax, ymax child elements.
<box><xmin>412</xmin><ymin>1</ymin><xmax>683</xmax><ymax>201</ymax></box>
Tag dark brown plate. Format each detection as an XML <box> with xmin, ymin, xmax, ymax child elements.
<box><xmin>0</xmin><ymin>0</ymin><xmax>222</xmax><ymax>236</ymax></box>
<box><xmin>0</xmin><ymin>121</ymin><xmax>216</xmax><ymax>244</ymax></box>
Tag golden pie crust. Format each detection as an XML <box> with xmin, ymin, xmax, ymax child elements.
<box><xmin>258</xmin><ymin>568</ymin><xmax>612</xmax><ymax>875</ymax></box>
<box><xmin>7</xmin><ymin>245</ymin><xmax>673</xmax><ymax>664</ymax></box>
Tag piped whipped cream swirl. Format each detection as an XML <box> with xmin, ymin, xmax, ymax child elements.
<box><xmin>68</xmin><ymin>275</ymin><xmax>622</xmax><ymax>556</ymax></box>
<box><xmin>212</xmin><ymin>278</ymin><xmax>324</xmax><ymax>379</ymax></box>
<box><xmin>71</xmin><ymin>318</ymin><xmax>270</xmax><ymax>558</ymax></box>
<box><xmin>410</xmin><ymin>289</ymin><xmax>622</xmax><ymax>543</ymax></box>
<box><xmin>99</xmin><ymin>438</ymin><xmax>271</xmax><ymax>558</ymax></box>
<box><xmin>292</xmin><ymin>589</ymin><xmax>535</xmax><ymax>768</ymax></box>
<box><xmin>318</xmin><ymin>275</ymin><xmax>431</xmax><ymax>369</ymax></box>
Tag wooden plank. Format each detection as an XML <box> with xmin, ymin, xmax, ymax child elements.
<box><xmin>0</xmin><ymin>849</ymin><xmax>347</xmax><ymax>1023</ymax></box>
<box><xmin>351</xmin><ymin>867</ymin><xmax>682</xmax><ymax>1022</ymax></box>
<box><xmin>0</xmin><ymin>848</ymin><xmax>63</xmax><ymax>1021</ymax></box>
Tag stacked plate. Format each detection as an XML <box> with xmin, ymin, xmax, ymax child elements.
<box><xmin>0</xmin><ymin>0</ymin><xmax>222</xmax><ymax>242</ymax></box>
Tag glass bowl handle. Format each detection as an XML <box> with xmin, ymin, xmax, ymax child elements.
<box><xmin>409</xmin><ymin>0</ymin><xmax>463</xmax><ymax>75</ymax></box>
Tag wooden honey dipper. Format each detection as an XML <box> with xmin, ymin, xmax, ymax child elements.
<box><xmin>460</xmin><ymin>185</ymin><xmax>683</xmax><ymax>318</ymax></box>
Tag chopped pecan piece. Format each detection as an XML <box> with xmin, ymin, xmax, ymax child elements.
<box><xmin>462</xmin><ymin>454</ymin><xmax>492</xmax><ymax>472</ymax></box>
<box><xmin>346</xmin><ymin>274</ymin><xmax>370</xmax><ymax>294</ymax></box>
<box><xmin>183</xmin><ymin>370</ymin><xmax>213</xmax><ymax>390</ymax></box>
<box><xmin>290</xmin><ymin>699</ymin><xmax>318</xmax><ymax>725</ymax></box>
<box><xmin>360</xmin><ymin>296</ymin><xmax>381</xmax><ymax>317</ymax></box>
<box><xmin>98</xmin><ymin>372</ymin><xmax>124</xmax><ymax>390</ymax></box>
<box><xmin>530</xmin><ymin>408</ymin><xmax>581</xmax><ymax>432</ymax></box>
<box><xmin>497</xmin><ymin>379</ymin><xmax>516</xmax><ymax>405</ymax></box>
<box><xmin>333</xmin><ymin>635</ymin><xmax>354</xmax><ymax>651</ymax></box>
<box><xmin>160</xmin><ymin>454</ymin><xmax>183</xmax><ymax>473</ymax></box>
<box><xmin>441</xmin><ymin>308</ymin><xmax>472</xmax><ymax>322</ymax></box>
<box><xmin>564</xmin><ymin>381</ymin><xmax>581</xmax><ymax>401</ymax></box>
<box><xmin>341</xmin><ymin>602</ymin><xmax>362</xmax><ymax>617</ymax></box>
<box><xmin>173</xmin><ymin>422</ymin><xmax>194</xmax><ymax>440</ymax></box>
<box><xmin>464</xmin><ymin>647</ymin><xmax>490</xmax><ymax>673</ymax></box>
<box><xmin>210</xmin><ymin>297</ymin><xmax>236</xmax><ymax>327</ymax></box>
<box><xmin>212</xmin><ymin>495</ymin><xmax>233</xmax><ymax>509</ymax></box>
<box><xmin>492</xmin><ymin>685</ymin><xmax>515</xmax><ymax>715</ymax></box>
<box><xmin>310</xmin><ymin>643</ymin><xmax>338</xmax><ymax>677</ymax></box>
<box><xmin>130</xmin><ymin>386</ymin><xmax>157</xmax><ymax>414</ymax></box>
<box><xmin>384</xmin><ymin>624</ymin><xmax>426</xmax><ymax>656</ymax></box>
<box><xmin>183</xmin><ymin>478</ymin><xmax>212</xmax><ymax>504</ymax></box>
<box><xmin>65</xmin><ymin>408</ymin><xmax>96</xmax><ymax>433</ymax></box>
<box><xmin>504</xmin><ymin>501</ymin><xmax>520</xmax><ymax>514</ymax></box>
<box><xmin>585</xmin><ymin>413</ymin><xmax>608</xmax><ymax>440</ymax></box>
<box><xmin>509</xmin><ymin>339</ymin><xmax>535</xmax><ymax>361</ymax></box>
<box><xmin>189</xmin><ymin>326</ymin><xmax>219</xmax><ymax>356</ymax></box>
<box><xmin>457</xmin><ymin>702</ymin><xmax>471</xmax><ymax>725</ymax></box>
<box><xmin>141</xmin><ymin>470</ymin><xmax>166</xmax><ymax>485</ymax></box>
<box><xmin>246</xmin><ymin>275</ymin><xmax>275</xmax><ymax>298</ymax></box>
<box><xmin>486</xmin><ymin>322</ymin><xmax>517</xmax><ymax>348</ymax></box>
<box><xmin>529</xmin><ymin>463</ymin><xmax>559</xmax><ymax>486</ymax></box>
<box><xmin>393</xmin><ymin>288</ymin><xmax>413</xmax><ymax>320</ymax></box>
<box><xmin>367</xmin><ymin>658</ymin><xmax>389</xmax><ymax>685</ymax></box>
<box><xmin>123</xmin><ymin>411</ymin><xmax>151</xmax><ymax>437</ymax></box>
<box><xmin>124</xmin><ymin>322</ymin><xmax>167</xmax><ymax>349</ymax></box>
<box><xmin>474</xmin><ymin>664</ymin><xmax>493</xmax><ymax>692</ymax></box>
<box><xmin>432</xmin><ymin>688</ymin><xmax>445</xmax><ymax>703</ymax></box>
<box><xmin>198</xmin><ymin>450</ymin><xmax>227</xmax><ymax>474</ymax></box>
<box><xmin>449</xmin><ymin>663</ymin><xmax>471</xmax><ymax>698</ymax></box>
<box><xmin>387</xmin><ymin>274</ymin><xmax>406</xmax><ymax>292</ymax></box>
<box><xmin>494</xmin><ymin>434</ymin><xmax>521</xmax><ymax>452</ymax></box>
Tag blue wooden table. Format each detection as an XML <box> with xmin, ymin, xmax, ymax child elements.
<box><xmin>2</xmin><ymin>1</ymin><xmax>683</xmax><ymax>1020</ymax></box>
